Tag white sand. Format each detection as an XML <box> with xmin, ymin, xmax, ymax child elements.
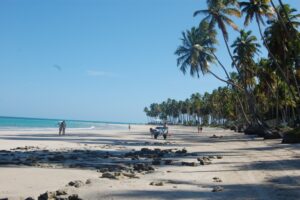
<box><xmin>0</xmin><ymin>125</ymin><xmax>300</xmax><ymax>200</ymax></box>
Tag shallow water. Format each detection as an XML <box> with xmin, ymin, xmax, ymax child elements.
<box><xmin>0</xmin><ymin>116</ymin><xmax>130</xmax><ymax>130</ymax></box>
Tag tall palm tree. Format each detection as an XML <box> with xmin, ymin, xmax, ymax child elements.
<box><xmin>175</xmin><ymin>26</ymin><xmax>215</xmax><ymax>77</ymax></box>
<box><xmin>231</xmin><ymin>30</ymin><xmax>260</xmax><ymax>87</ymax></box>
<box><xmin>231</xmin><ymin>30</ymin><xmax>261</xmax><ymax>123</ymax></box>
<box><xmin>264</xmin><ymin>4</ymin><xmax>300</xmax><ymax>95</ymax></box>
<box><xmin>239</xmin><ymin>0</ymin><xmax>300</xmax><ymax>101</ymax></box>
<box><xmin>175</xmin><ymin>24</ymin><xmax>237</xmax><ymax>86</ymax></box>
<box><xmin>193</xmin><ymin>0</ymin><xmax>241</xmax><ymax>70</ymax></box>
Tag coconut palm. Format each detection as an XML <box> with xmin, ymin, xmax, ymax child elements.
<box><xmin>231</xmin><ymin>30</ymin><xmax>260</xmax><ymax>88</ymax></box>
<box><xmin>231</xmin><ymin>30</ymin><xmax>261</xmax><ymax>123</ymax></box>
<box><xmin>174</xmin><ymin>26</ymin><xmax>215</xmax><ymax>77</ymax></box>
<box><xmin>193</xmin><ymin>0</ymin><xmax>241</xmax><ymax>69</ymax></box>
<box><xmin>175</xmin><ymin>23</ymin><xmax>240</xmax><ymax>87</ymax></box>
<box><xmin>264</xmin><ymin>4</ymin><xmax>300</xmax><ymax>95</ymax></box>
<box><xmin>239</xmin><ymin>0</ymin><xmax>300</xmax><ymax>101</ymax></box>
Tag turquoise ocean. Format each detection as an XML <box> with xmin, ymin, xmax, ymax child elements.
<box><xmin>0</xmin><ymin>116</ymin><xmax>129</xmax><ymax>130</ymax></box>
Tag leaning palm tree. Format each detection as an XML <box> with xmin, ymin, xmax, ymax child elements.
<box><xmin>174</xmin><ymin>26</ymin><xmax>214</xmax><ymax>77</ymax></box>
<box><xmin>175</xmin><ymin>24</ymin><xmax>236</xmax><ymax>85</ymax></box>
<box><xmin>175</xmin><ymin>24</ymin><xmax>250</xmax><ymax>123</ymax></box>
<box><xmin>193</xmin><ymin>0</ymin><xmax>241</xmax><ymax>69</ymax></box>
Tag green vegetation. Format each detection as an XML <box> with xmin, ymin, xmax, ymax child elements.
<box><xmin>144</xmin><ymin>0</ymin><xmax>300</xmax><ymax>142</ymax></box>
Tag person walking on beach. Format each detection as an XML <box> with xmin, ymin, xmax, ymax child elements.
<box><xmin>128</xmin><ymin>124</ymin><xmax>131</xmax><ymax>131</ymax></box>
<box><xmin>58</xmin><ymin>121</ymin><xmax>63</xmax><ymax>135</ymax></box>
<box><xmin>58</xmin><ymin>120</ymin><xmax>67</xmax><ymax>135</ymax></box>
<box><xmin>198</xmin><ymin>125</ymin><xmax>202</xmax><ymax>133</ymax></box>
<box><xmin>62</xmin><ymin>120</ymin><xmax>66</xmax><ymax>135</ymax></box>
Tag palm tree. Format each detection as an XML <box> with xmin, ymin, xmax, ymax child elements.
<box><xmin>193</xmin><ymin>0</ymin><xmax>241</xmax><ymax>70</ymax></box>
<box><xmin>175</xmin><ymin>26</ymin><xmax>215</xmax><ymax>77</ymax></box>
<box><xmin>239</xmin><ymin>0</ymin><xmax>300</xmax><ymax>101</ymax></box>
<box><xmin>175</xmin><ymin>24</ymin><xmax>238</xmax><ymax>86</ymax></box>
<box><xmin>264</xmin><ymin>4</ymin><xmax>300</xmax><ymax>96</ymax></box>
<box><xmin>190</xmin><ymin>93</ymin><xmax>202</xmax><ymax>124</ymax></box>
<box><xmin>231</xmin><ymin>30</ymin><xmax>261</xmax><ymax>123</ymax></box>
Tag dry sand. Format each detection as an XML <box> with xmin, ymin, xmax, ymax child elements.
<box><xmin>0</xmin><ymin>125</ymin><xmax>300</xmax><ymax>200</ymax></box>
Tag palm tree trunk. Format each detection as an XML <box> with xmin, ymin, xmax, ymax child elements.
<box><xmin>207</xmin><ymin>69</ymin><xmax>250</xmax><ymax>124</ymax></box>
<box><xmin>212</xmin><ymin>51</ymin><xmax>252</xmax><ymax>125</ymax></box>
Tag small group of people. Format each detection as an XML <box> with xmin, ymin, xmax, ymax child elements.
<box><xmin>58</xmin><ymin>120</ymin><xmax>66</xmax><ymax>135</ymax></box>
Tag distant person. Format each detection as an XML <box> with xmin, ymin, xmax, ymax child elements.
<box><xmin>58</xmin><ymin>121</ymin><xmax>63</xmax><ymax>135</ymax></box>
<box><xmin>128</xmin><ymin>124</ymin><xmax>131</xmax><ymax>131</ymax></box>
<box><xmin>58</xmin><ymin>120</ymin><xmax>67</xmax><ymax>135</ymax></box>
<box><xmin>198</xmin><ymin>125</ymin><xmax>202</xmax><ymax>133</ymax></box>
<box><xmin>62</xmin><ymin>120</ymin><xmax>66</xmax><ymax>135</ymax></box>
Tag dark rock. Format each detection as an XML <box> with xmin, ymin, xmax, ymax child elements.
<box><xmin>212</xmin><ymin>186</ymin><xmax>224</xmax><ymax>192</ymax></box>
<box><xmin>213</xmin><ymin>177</ymin><xmax>222</xmax><ymax>182</ymax></box>
<box><xmin>164</xmin><ymin>160</ymin><xmax>173</xmax><ymax>165</ymax></box>
<box><xmin>210</xmin><ymin>135</ymin><xmax>223</xmax><ymax>139</ymax></box>
<box><xmin>68</xmin><ymin>180</ymin><xmax>84</xmax><ymax>188</ymax></box>
<box><xmin>24</xmin><ymin>197</ymin><xmax>35</xmax><ymax>200</ymax></box>
<box><xmin>181</xmin><ymin>161</ymin><xmax>197</xmax><ymax>166</ymax></box>
<box><xmin>216</xmin><ymin>155</ymin><xmax>223</xmax><ymax>159</ymax></box>
<box><xmin>68</xmin><ymin>194</ymin><xmax>83</xmax><ymax>200</ymax></box>
<box><xmin>56</xmin><ymin>189</ymin><xmax>68</xmax><ymax>196</ymax></box>
<box><xmin>197</xmin><ymin>157</ymin><xmax>212</xmax><ymax>165</ymax></box>
<box><xmin>175</xmin><ymin>149</ymin><xmax>187</xmax><ymax>154</ymax></box>
<box><xmin>97</xmin><ymin>168</ymin><xmax>109</xmax><ymax>173</ymax></box>
<box><xmin>141</xmin><ymin>148</ymin><xmax>151</xmax><ymax>152</ymax></box>
<box><xmin>85</xmin><ymin>179</ymin><xmax>92</xmax><ymax>184</ymax></box>
<box><xmin>133</xmin><ymin>163</ymin><xmax>154</xmax><ymax>172</ymax></box>
<box><xmin>150</xmin><ymin>181</ymin><xmax>164</xmax><ymax>186</ymax></box>
<box><xmin>101</xmin><ymin>172</ymin><xmax>117</xmax><ymax>179</ymax></box>
<box><xmin>38</xmin><ymin>191</ymin><xmax>56</xmax><ymax>200</ymax></box>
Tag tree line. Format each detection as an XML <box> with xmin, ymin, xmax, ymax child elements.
<box><xmin>144</xmin><ymin>88</ymin><xmax>238</xmax><ymax>126</ymax></box>
<box><xmin>145</xmin><ymin>0</ymin><xmax>300</xmax><ymax>131</ymax></box>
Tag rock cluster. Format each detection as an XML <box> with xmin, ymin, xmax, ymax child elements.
<box><xmin>209</xmin><ymin>134</ymin><xmax>223</xmax><ymax>139</ymax></box>
<box><xmin>150</xmin><ymin>181</ymin><xmax>164</xmax><ymax>186</ymax></box>
<box><xmin>212</xmin><ymin>186</ymin><xmax>224</xmax><ymax>192</ymax></box>
<box><xmin>68</xmin><ymin>180</ymin><xmax>84</xmax><ymax>188</ymax></box>
<box><xmin>213</xmin><ymin>177</ymin><xmax>222</xmax><ymax>182</ymax></box>
<box><xmin>11</xmin><ymin>146</ymin><xmax>39</xmax><ymax>151</ymax></box>
<box><xmin>181</xmin><ymin>161</ymin><xmax>197</xmax><ymax>166</ymax></box>
<box><xmin>37</xmin><ymin>189</ymin><xmax>82</xmax><ymax>200</ymax></box>
<box><xmin>197</xmin><ymin>157</ymin><xmax>212</xmax><ymax>165</ymax></box>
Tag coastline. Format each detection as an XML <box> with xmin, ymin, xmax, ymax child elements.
<box><xmin>0</xmin><ymin>125</ymin><xmax>300</xmax><ymax>199</ymax></box>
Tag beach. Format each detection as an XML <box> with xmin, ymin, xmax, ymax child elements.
<box><xmin>0</xmin><ymin>125</ymin><xmax>300</xmax><ymax>200</ymax></box>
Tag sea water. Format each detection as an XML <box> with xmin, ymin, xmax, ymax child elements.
<box><xmin>0</xmin><ymin>116</ymin><xmax>129</xmax><ymax>130</ymax></box>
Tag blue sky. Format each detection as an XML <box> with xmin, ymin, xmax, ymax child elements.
<box><xmin>0</xmin><ymin>0</ymin><xmax>298</xmax><ymax>123</ymax></box>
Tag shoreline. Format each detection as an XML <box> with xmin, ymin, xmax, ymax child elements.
<box><xmin>0</xmin><ymin>125</ymin><xmax>300</xmax><ymax>199</ymax></box>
